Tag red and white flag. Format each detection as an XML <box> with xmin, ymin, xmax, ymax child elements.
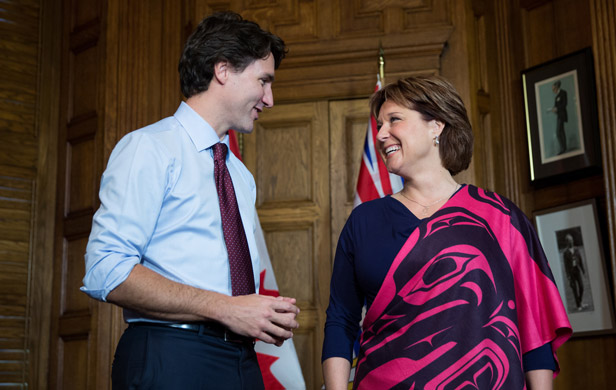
<box><xmin>354</xmin><ymin>75</ymin><xmax>403</xmax><ymax>207</ymax></box>
<box><xmin>229</xmin><ymin>131</ymin><xmax>306</xmax><ymax>390</ymax></box>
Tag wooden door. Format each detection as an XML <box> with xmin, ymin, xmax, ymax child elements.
<box><xmin>243</xmin><ymin>101</ymin><xmax>330</xmax><ymax>389</ymax></box>
<box><xmin>329</xmin><ymin>99</ymin><xmax>371</xmax><ymax>258</ymax></box>
<box><xmin>49</xmin><ymin>1</ymin><xmax>183</xmax><ymax>388</ymax></box>
<box><xmin>49</xmin><ymin>0</ymin><xmax>113</xmax><ymax>388</ymax></box>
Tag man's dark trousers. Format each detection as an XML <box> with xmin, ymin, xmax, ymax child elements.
<box><xmin>111</xmin><ymin>323</ymin><xmax>264</xmax><ymax>389</ymax></box>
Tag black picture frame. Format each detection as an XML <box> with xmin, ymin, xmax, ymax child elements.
<box><xmin>522</xmin><ymin>48</ymin><xmax>601</xmax><ymax>184</ymax></box>
<box><xmin>534</xmin><ymin>199</ymin><xmax>615</xmax><ymax>336</ymax></box>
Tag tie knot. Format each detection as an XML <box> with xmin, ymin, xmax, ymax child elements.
<box><xmin>212</xmin><ymin>142</ymin><xmax>228</xmax><ymax>163</ymax></box>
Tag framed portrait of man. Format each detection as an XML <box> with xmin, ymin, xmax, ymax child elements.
<box><xmin>534</xmin><ymin>199</ymin><xmax>615</xmax><ymax>336</ymax></box>
<box><xmin>522</xmin><ymin>48</ymin><xmax>601</xmax><ymax>184</ymax></box>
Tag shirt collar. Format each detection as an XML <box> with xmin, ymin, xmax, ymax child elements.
<box><xmin>174</xmin><ymin>101</ymin><xmax>228</xmax><ymax>152</ymax></box>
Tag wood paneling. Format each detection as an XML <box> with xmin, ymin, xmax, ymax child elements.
<box><xmin>591</xmin><ymin>0</ymin><xmax>616</xmax><ymax>337</ymax></box>
<box><xmin>50</xmin><ymin>0</ymin><xmax>105</xmax><ymax>386</ymax></box>
<box><xmin>493</xmin><ymin>0</ymin><xmax>528</xmax><ymax>207</ymax></box>
<box><xmin>329</xmin><ymin>98</ymin><xmax>371</xmax><ymax>259</ymax></box>
<box><xmin>0</xmin><ymin>0</ymin><xmax>60</xmax><ymax>388</ymax></box>
<box><xmin>245</xmin><ymin>101</ymin><xmax>330</xmax><ymax>389</ymax></box>
<box><xmin>468</xmin><ymin>0</ymin><xmax>505</xmax><ymax>193</ymax></box>
<box><xmin>555</xmin><ymin>336</ymin><xmax>616</xmax><ymax>388</ymax></box>
<box><xmin>187</xmin><ymin>0</ymin><xmax>454</xmax><ymax>102</ymax></box>
<box><xmin>3</xmin><ymin>0</ymin><xmax>606</xmax><ymax>389</ymax></box>
<box><xmin>498</xmin><ymin>1</ymin><xmax>616</xmax><ymax>389</ymax></box>
<box><xmin>50</xmin><ymin>0</ymin><xmax>184</xmax><ymax>389</ymax></box>
<box><xmin>588</xmin><ymin>0</ymin><xmax>616</xmax><ymax>372</ymax></box>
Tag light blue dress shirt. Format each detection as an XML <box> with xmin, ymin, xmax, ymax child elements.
<box><xmin>81</xmin><ymin>102</ymin><xmax>260</xmax><ymax>320</ymax></box>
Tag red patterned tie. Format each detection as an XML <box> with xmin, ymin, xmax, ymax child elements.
<box><xmin>212</xmin><ymin>142</ymin><xmax>255</xmax><ymax>296</ymax></box>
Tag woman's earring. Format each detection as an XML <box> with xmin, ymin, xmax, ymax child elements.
<box><xmin>433</xmin><ymin>135</ymin><xmax>440</xmax><ymax>146</ymax></box>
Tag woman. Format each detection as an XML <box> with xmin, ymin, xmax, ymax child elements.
<box><xmin>322</xmin><ymin>75</ymin><xmax>571</xmax><ymax>389</ymax></box>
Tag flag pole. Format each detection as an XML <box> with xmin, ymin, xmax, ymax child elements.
<box><xmin>378</xmin><ymin>46</ymin><xmax>385</xmax><ymax>84</ymax></box>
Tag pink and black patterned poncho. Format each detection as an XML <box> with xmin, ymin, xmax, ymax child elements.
<box><xmin>354</xmin><ymin>185</ymin><xmax>572</xmax><ymax>389</ymax></box>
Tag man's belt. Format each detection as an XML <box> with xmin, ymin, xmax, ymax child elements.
<box><xmin>129</xmin><ymin>321</ymin><xmax>254</xmax><ymax>345</ymax></box>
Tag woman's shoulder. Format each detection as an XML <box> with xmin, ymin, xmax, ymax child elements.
<box><xmin>462</xmin><ymin>184</ymin><xmax>518</xmax><ymax>208</ymax></box>
<box><xmin>461</xmin><ymin>184</ymin><xmax>530</xmax><ymax>225</ymax></box>
<box><xmin>354</xmin><ymin>195</ymin><xmax>394</xmax><ymax>210</ymax></box>
<box><xmin>351</xmin><ymin>195</ymin><xmax>407</xmax><ymax>218</ymax></box>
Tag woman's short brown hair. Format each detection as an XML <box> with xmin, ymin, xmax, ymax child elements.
<box><xmin>369</xmin><ymin>75</ymin><xmax>473</xmax><ymax>176</ymax></box>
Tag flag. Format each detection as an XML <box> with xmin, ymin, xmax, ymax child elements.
<box><xmin>347</xmin><ymin>77</ymin><xmax>403</xmax><ymax>387</ymax></box>
<box><xmin>354</xmin><ymin>75</ymin><xmax>403</xmax><ymax>207</ymax></box>
<box><xmin>228</xmin><ymin>131</ymin><xmax>306</xmax><ymax>390</ymax></box>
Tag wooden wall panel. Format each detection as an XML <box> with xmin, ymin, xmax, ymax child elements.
<box><xmin>495</xmin><ymin>1</ymin><xmax>616</xmax><ymax>389</ymax></box>
<box><xmin>19</xmin><ymin>0</ymin><xmax>612</xmax><ymax>389</ymax></box>
<box><xmin>256</xmin><ymin>123</ymin><xmax>312</xmax><ymax>204</ymax></box>
<box><xmin>50</xmin><ymin>0</ymin><xmax>184</xmax><ymax>388</ymax></box>
<box><xmin>340</xmin><ymin>0</ymin><xmax>450</xmax><ymax>36</ymax></box>
<box><xmin>521</xmin><ymin>0</ymin><xmax>593</xmax><ymax>70</ymax></box>
<box><xmin>521</xmin><ymin>2</ymin><xmax>557</xmax><ymax>65</ymax></box>
<box><xmin>468</xmin><ymin>0</ymin><xmax>505</xmax><ymax>193</ymax></box>
<box><xmin>63</xmin><ymin>238</ymin><xmax>90</xmax><ymax>313</ymax></box>
<box><xmin>556</xmin><ymin>337</ymin><xmax>616</xmax><ymax>388</ymax></box>
<box><xmin>66</xmin><ymin>139</ymin><xmax>97</xmax><ymax>214</ymax></box>
<box><xmin>267</xmin><ymin>230</ymin><xmax>314</xmax><ymax>302</ymax></box>
<box><xmin>59</xmin><ymin>338</ymin><xmax>88</xmax><ymax>390</ymax></box>
<box><xmin>590</xmin><ymin>0</ymin><xmax>616</xmax><ymax>356</ymax></box>
<box><xmin>329</xmin><ymin>99</ymin><xmax>371</xmax><ymax>260</ymax></box>
<box><xmin>245</xmin><ymin>101</ymin><xmax>330</xmax><ymax>389</ymax></box>
<box><xmin>0</xmin><ymin>0</ymin><xmax>60</xmax><ymax>387</ymax></box>
<box><xmin>50</xmin><ymin>0</ymin><xmax>105</xmax><ymax>386</ymax></box>
<box><xmin>70</xmin><ymin>49</ymin><xmax>99</xmax><ymax>119</ymax></box>
<box><xmin>291</xmin><ymin>332</ymin><xmax>315</xmax><ymax>390</ymax></box>
<box><xmin>185</xmin><ymin>0</ymin><xmax>453</xmax><ymax>102</ymax></box>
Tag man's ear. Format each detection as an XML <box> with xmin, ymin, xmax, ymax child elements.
<box><xmin>213</xmin><ymin>61</ymin><xmax>229</xmax><ymax>85</ymax></box>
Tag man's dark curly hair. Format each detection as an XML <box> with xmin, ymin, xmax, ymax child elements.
<box><xmin>178</xmin><ymin>11</ymin><xmax>287</xmax><ymax>98</ymax></box>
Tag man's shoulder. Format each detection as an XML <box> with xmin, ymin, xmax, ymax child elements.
<box><xmin>120</xmin><ymin>116</ymin><xmax>184</xmax><ymax>149</ymax></box>
<box><xmin>131</xmin><ymin>115</ymin><xmax>180</xmax><ymax>137</ymax></box>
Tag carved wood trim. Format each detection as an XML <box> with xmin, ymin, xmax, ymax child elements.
<box><xmin>274</xmin><ymin>26</ymin><xmax>453</xmax><ymax>101</ymax></box>
<box><xmin>493</xmin><ymin>1</ymin><xmax>525</xmax><ymax>207</ymax></box>
<box><xmin>257</xmin><ymin>204</ymin><xmax>321</xmax><ymax>230</ymax></box>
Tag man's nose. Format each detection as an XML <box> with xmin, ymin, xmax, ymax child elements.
<box><xmin>263</xmin><ymin>86</ymin><xmax>274</xmax><ymax>108</ymax></box>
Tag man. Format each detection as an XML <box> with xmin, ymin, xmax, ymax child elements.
<box><xmin>563</xmin><ymin>233</ymin><xmax>586</xmax><ymax>311</ymax></box>
<box><xmin>81</xmin><ymin>12</ymin><xmax>299</xmax><ymax>389</ymax></box>
<box><xmin>549</xmin><ymin>80</ymin><xmax>568</xmax><ymax>154</ymax></box>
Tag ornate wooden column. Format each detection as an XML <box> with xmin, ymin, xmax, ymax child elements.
<box><xmin>493</xmin><ymin>0</ymin><xmax>525</xmax><ymax>207</ymax></box>
<box><xmin>590</xmin><ymin>0</ymin><xmax>616</xmax><ymax>298</ymax></box>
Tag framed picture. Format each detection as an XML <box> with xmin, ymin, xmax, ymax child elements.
<box><xmin>534</xmin><ymin>199</ymin><xmax>615</xmax><ymax>336</ymax></box>
<box><xmin>522</xmin><ymin>47</ymin><xmax>601</xmax><ymax>183</ymax></box>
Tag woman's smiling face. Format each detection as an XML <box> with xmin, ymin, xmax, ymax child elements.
<box><xmin>375</xmin><ymin>100</ymin><xmax>442</xmax><ymax>178</ymax></box>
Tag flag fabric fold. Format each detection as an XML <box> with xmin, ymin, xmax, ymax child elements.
<box><xmin>354</xmin><ymin>76</ymin><xmax>403</xmax><ymax>207</ymax></box>
<box><xmin>228</xmin><ymin>130</ymin><xmax>306</xmax><ymax>390</ymax></box>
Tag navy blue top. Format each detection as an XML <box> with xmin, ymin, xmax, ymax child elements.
<box><xmin>322</xmin><ymin>195</ymin><xmax>555</xmax><ymax>372</ymax></box>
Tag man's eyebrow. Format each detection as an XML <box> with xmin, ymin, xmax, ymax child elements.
<box><xmin>263</xmin><ymin>73</ymin><xmax>275</xmax><ymax>82</ymax></box>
